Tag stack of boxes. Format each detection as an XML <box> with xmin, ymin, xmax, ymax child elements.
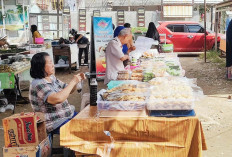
<box><xmin>2</xmin><ymin>112</ymin><xmax>51</xmax><ymax>157</ymax></box>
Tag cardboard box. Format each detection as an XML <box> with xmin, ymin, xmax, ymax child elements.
<box><xmin>3</xmin><ymin>134</ymin><xmax>52</xmax><ymax>157</ymax></box>
<box><xmin>219</xmin><ymin>38</ymin><xmax>226</xmax><ymax>52</ymax></box>
<box><xmin>2</xmin><ymin>112</ymin><xmax>47</xmax><ymax>148</ymax></box>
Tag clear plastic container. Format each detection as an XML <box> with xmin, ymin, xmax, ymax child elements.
<box><xmin>97</xmin><ymin>89</ymin><xmax>148</xmax><ymax>111</ymax></box>
<box><xmin>147</xmin><ymin>98</ymin><xmax>195</xmax><ymax>110</ymax></box>
<box><xmin>97</xmin><ymin>100</ymin><xmax>147</xmax><ymax>111</ymax></box>
<box><xmin>147</xmin><ymin>77</ymin><xmax>200</xmax><ymax>110</ymax></box>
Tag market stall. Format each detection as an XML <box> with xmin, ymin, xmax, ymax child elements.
<box><xmin>0</xmin><ymin>54</ymin><xmax>31</xmax><ymax>113</ymax></box>
<box><xmin>60</xmin><ymin>45</ymin><xmax>207</xmax><ymax>156</ymax></box>
<box><xmin>61</xmin><ymin>106</ymin><xmax>206</xmax><ymax>157</ymax></box>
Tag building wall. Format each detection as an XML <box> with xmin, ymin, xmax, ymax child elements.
<box><xmin>71</xmin><ymin>9</ymin><xmax>213</xmax><ymax>33</ymax></box>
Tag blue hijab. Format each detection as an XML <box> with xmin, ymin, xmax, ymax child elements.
<box><xmin>114</xmin><ymin>26</ymin><xmax>125</xmax><ymax>38</ymax></box>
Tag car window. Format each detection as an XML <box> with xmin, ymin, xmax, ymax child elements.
<box><xmin>167</xmin><ymin>24</ymin><xmax>174</xmax><ymax>32</ymax></box>
<box><xmin>166</xmin><ymin>24</ymin><xmax>188</xmax><ymax>32</ymax></box>
<box><xmin>187</xmin><ymin>25</ymin><xmax>204</xmax><ymax>33</ymax></box>
<box><xmin>173</xmin><ymin>25</ymin><xmax>185</xmax><ymax>32</ymax></box>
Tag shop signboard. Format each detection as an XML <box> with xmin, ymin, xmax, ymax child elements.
<box><xmin>117</xmin><ymin>10</ymin><xmax>125</xmax><ymax>26</ymax></box>
<box><xmin>93</xmin><ymin>17</ymin><xmax>113</xmax><ymax>77</ymax></box>
<box><xmin>79</xmin><ymin>9</ymin><xmax>86</xmax><ymax>32</ymax></box>
<box><xmin>63</xmin><ymin>6</ymin><xmax>70</xmax><ymax>14</ymax></box>
<box><xmin>137</xmin><ymin>8</ymin><xmax>145</xmax><ymax>27</ymax></box>
<box><xmin>93</xmin><ymin>10</ymin><xmax>101</xmax><ymax>17</ymax></box>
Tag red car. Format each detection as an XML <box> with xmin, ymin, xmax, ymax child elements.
<box><xmin>157</xmin><ymin>21</ymin><xmax>221</xmax><ymax>52</ymax></box>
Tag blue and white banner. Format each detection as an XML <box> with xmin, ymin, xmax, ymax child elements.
<box><xmin>93</xmin><ymin>17</ymin><xmax>113</xmax><ymax>76</ymax></box>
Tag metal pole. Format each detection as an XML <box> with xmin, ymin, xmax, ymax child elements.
<box><xmin>215</xmin><ymin>12</ymin><xmax>218</xmax><ymax>51</ymax></box>
<box><xmin>22</xmin><ymin>0</ymin><xmax>27</xmax><ymax>43</ymax></box>
<box><xmin>161</xmin><ymin>0</ymin><xmax>163</xmax><ymax>20</ymax></box>
<box><xmin>211</xmin><ymin>6</ymin><xmax>213</xmax><ymax>31</ymax></box>
<box><xmin>1</xmin><ymin>0</ymin><xmax>6</xmax><ymax>36</ymax></box>
<box><xmin>128</xmin><ymin>0</ymin><xmax>131</xmax><ymax>11</ymax></box>
<box><xmin>27</xmin><ymin>6</ymin><xmax>29</xmax><ymax>42</ymax></box>
<box><xmin>57</xmin><ymin>0</ymin><xmax>59</xmax><ymax>39</ymax></box>
<box><xmin>204</xmin><ymin>0</ymin><xmax>207</xmax><ymax>63</ymax></box>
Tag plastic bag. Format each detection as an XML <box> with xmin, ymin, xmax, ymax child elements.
<box><xmin>58</xmin><ymin>59</ymin><xmax>65</xmax><ymax>65</ymax></box>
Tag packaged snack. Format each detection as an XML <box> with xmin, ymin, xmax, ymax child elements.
<box><xmin>117</xmin><ymin>73</ymin><xmax>129</xmax><ymax>80</ymax></box>
<box><xmin>131</xmin><ymin>73</ymin><xmax>143</xmax><ymax>77</ymax></box>
<box><xmin>132</xmin><ymin>68</ymin><xmax>143</xmax><ymax>73</ymax></box>
<box><xmin>118</xmin><ymin>70</ymin><xmax>129</xmax><ymax>74</ymax></box>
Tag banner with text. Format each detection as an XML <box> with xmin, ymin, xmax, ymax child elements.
<box><xmin>93</xmin><ymin>17</ymin><xmax>113</xmax><ymax>77</ymax></box>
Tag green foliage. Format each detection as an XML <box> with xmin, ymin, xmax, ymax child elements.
<box><xmin>7</xmin><ymin>9</ymin><xmax>14</xmax><ymax>13</ymax></box>
<box><xmin>131</xmin><ymin>27</ymin><xmax>148</xmax><ymax>34</ymax></box>
<box><xmin>16</xmin><ymin>5</ymin><xmax>23</xmax><ymax>14</ymax></box>
<box><xmin>200</xmin><ymin>50</ymin><xmax>225</xmax><ymax>66</ymax></box>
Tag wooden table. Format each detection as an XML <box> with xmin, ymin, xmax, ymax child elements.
<box><xmin>60</xmin><ymin>106</ymin><xmax>207</xmax><ymax>157</ymax></box>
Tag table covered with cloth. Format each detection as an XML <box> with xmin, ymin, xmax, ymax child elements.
<box><xmin>60</xmin><ymin>106</ymin><xmax>207</xmax><ymax>157</ymax></box>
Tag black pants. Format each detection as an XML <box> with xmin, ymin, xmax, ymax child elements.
<box><xmin>79</xmin><ymin>46</ymin><xmax>89</xmax><ymax>66</ymax></box>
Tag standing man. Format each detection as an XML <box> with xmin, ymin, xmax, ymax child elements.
<box><xmin>104</xmin><ymin>28</ymin><xmax>131</xmax><ymax>84</ymax></box>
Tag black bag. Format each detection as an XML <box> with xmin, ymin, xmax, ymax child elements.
<box><xmin>59</xmin><ymin>38</ymin><xmax>71</xmax><ymax>44</ymax></box>
<box><xmin>78</xmin><ymin>36</ymin><xmax>89</xmax><ymax>44</ymax></box>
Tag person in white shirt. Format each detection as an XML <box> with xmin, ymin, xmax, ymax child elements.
<box><xmin>104</xmin><ymin>28</ymin><xmax>131</xmax><ymax>84</ymax></box>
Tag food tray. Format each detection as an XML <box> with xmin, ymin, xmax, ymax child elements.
<box><xmin>147</xmin><ymin>99</ymin><xmax>195</xmax><ymax>110</ymax></box>
<box><xmin>97</xmin><ymin>100</ymin><xmax>147</xmax><ymax>111</ymax></box>
<box><xmin>97</xmin><ymin>89</ymin><xmax>147</xmax><ymax>111</ymax></box>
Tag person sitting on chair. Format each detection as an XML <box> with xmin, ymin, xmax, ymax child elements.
<box><xmin>29</xmin><ymin>52</ymin><xmax>85</xmax><ymax>133</ymax></box>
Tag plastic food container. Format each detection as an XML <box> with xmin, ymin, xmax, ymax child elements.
<box><xmin>97</xmin><ymin>89</ymin><xmax>148</xmax><ymax>111</ymax></box>
<box><xmin>147</xmin><ymin>99</ymin><xmax>195</xmax><ymax>110</ymax></box>
<box><xmin>97</xmin><ymin>100</ymin><xmax>147</xmax><ymax>111</ymax></box>
<box><xmin>162</xmin><ymin>44</ymin><xmax>173</xmax><ymax>53</ymax></box>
